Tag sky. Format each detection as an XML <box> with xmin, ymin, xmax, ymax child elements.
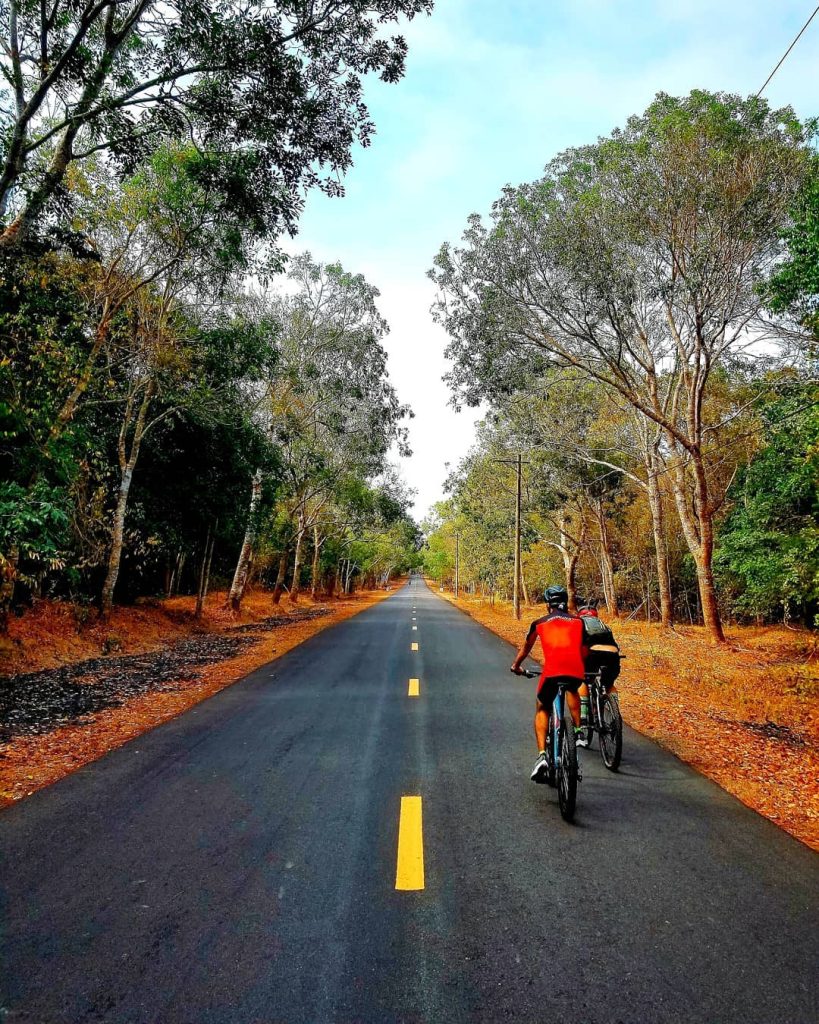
<box><xmin>285</xmin><ymin>0</ymin><xmax>819</xmax><ymax>521</ymax></box>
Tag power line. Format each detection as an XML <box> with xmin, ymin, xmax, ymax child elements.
<box><xmin>756</xmin><ymin>4</ymin><xmax>819</xmax><ymax>97</ymax></box>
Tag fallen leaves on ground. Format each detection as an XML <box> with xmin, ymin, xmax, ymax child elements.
<box><xmin>438</xmin><ymin>589</ymin><xmax>819</xmax><ymax>853</ymax></box>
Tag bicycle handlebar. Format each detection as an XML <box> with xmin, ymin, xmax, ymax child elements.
<box><xmin>511</xmin><ymin>667</ymin><xmax>537</xmax><ymax>679</ymax></box>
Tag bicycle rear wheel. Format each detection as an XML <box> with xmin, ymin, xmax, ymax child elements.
<box><xmin>599</xmin><ymin>694</ymin><xmax>623</xmax><ymax>771</ymax></box>
<box><xmin>557</xmin><ymin>704</ymin><xmax>578</xmax><ymax>821</ymax></box>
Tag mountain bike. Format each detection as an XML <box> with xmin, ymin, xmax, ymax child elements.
<box><xmin>517</xmin><ymin>669</ymin><xmax>580</xmax><ymax>821</ymax></box>
<box><xmin>581</xmin><ymin>667</ymin><xmax>623</xmax><ymax>771</ymax></box>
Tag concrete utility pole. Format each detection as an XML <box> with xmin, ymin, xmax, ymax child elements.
<box><xmin>492</xmin><ymin>451</ymin><xmax>528</xmax><ymax>621</ymax></box>
<box><xmin>454</xmin><ymin>531</ymin><xmax>460</xmax><ymax>598</ymax></box>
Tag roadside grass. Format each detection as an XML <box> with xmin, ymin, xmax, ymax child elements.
<box><xmin>436</xmin><ymin>588</ymin><xmax>819</xmax><ymax>852</ymax></box>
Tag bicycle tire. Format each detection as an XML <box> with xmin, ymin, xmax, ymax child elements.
<box><xmin>599</xmin><ymin>694</ymin><xmax>623</xmax><ymax>771</ymax></box>
<box><xmin>557</xmin><ymin>703</ymin><xmax>578</xmax><ymax>821</ymax></box>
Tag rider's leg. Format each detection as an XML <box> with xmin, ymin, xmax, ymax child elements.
<box><xmin>578</xmin><ymin>681</ymin><xmax>589</xmax><ymax>727</ymax></box>
<box><xmin>534</xmin><ymin>701</ymin><xmax>549</xmax><ymax>752</ymax></box>
<box><xmin>566</xmin><ymin>689</ymin><xmax>581</xmax><ymax>727</ymax></box>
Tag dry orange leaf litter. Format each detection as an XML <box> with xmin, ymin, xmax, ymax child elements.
<box><xmin>438</xmin><ymin>588</ymin><xmax>819</xmax><ymax>853</ymax></box>
<box><xmin>0</xmin><ymin>587</ymin><xmax>392</xmax><ymax>807</ymax></box>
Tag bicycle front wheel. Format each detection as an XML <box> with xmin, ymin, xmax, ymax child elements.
<box><xmin>557</xmin><ymin>704</ymin><xmax>578</xmax><ymax>821</ymax></box>
<box><xmin>599</xmin><ymin>694</ymin><xmax>623</xmax><ymax>771</ymax></box>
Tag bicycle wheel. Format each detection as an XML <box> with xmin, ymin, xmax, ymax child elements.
<box><xmin>557</xmin><ymin>703</ymin><xmax>578</xmax><ymax>821</ymax></box>
<box><xmin>599</xmin><ymin>693</ymin><xmax>623</xmax><ymax>771</ymax></box>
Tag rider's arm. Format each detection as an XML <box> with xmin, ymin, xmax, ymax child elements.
<box><xmin>511</xmin><ymin>622</ymin><xmax>538</xmax><ymax>673</ymax></box>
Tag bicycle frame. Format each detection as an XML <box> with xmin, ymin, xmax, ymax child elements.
<box><xmin>585</xmin><ymin>669</ymin><xmax>606</xmax><ymax>732</ymax></box>
<box><xmin>550</xmin><ymin>688</ymin><xmax>565</xmax><ymax>767</ymax></box>
<box><xmin>584</xmin><ymin>667</ymin><xmax>623</xmax><ymax>771</ymax></box>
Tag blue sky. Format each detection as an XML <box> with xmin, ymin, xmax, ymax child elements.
<box><xmin>287</xmin><ymin>0</ymin><xmax>819</xmax><ymax>519</ymax></box>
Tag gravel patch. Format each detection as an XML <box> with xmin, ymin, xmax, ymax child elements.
<box><xmin>0</xmin><ymin>608</ymin><xmax>329</xmax><ymax>742</ymax></box>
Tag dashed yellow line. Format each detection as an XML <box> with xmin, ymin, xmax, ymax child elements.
<box><xmin>411</xmin><ymin>642</ymin><xmax>418</xmax><ymax>651</ymax></box>
<box><xmin>408</xmin><ymin>678</ymin><xmax>420</xmax><ymax>697</ymax></box>
<box><xmin>395</xmin><ymin>796</ymin><xmax>425</xmax><ymax>891</ymax></box>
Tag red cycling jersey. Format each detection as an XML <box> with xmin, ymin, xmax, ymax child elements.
<box><xmin>526</xmin><ymin>610</ymin><xmax>588</xmax><ymax>684</ymax></box>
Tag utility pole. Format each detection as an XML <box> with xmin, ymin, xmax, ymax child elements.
<box><xmin>491</xmin><ymin>451</ymin><xmax>528</xmax><ymax>621</ymax></box>
<box><xmin>513</xmin><ymin>452</ymin><xmax>522</xmax><ymax>620</ymax></box>
<box><xmin>454</xmin><ymin>531</ymin><xmax>460</xmax><ymax>598</ymax></box>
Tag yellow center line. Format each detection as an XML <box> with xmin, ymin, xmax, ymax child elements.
<box><xmin>408</xmin><ymin>677</ymin><xmax>420</xmax><ymax>697</ymax></box>
<box><xmin>411</xmin><ymin>642</ymin><xmax>418</xmax><ymax>651</ymax></box>
<box><xmin>395</xmin><ymin>796</ymin><xmax>424</xmax><ymax>890</ymax></box>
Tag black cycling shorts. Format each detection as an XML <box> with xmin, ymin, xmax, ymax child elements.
<box><xmin>536</xmin><ymin>675</ymin><xmax>581</xmax><ymax>708</ymax></box>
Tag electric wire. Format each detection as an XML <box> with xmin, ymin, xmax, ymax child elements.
<box><xmin>756</xmin><ymin>3</ymin><xmax>819</xmax><ymax>97</ymax></box>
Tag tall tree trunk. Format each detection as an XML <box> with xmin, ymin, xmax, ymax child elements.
<box><xmin>329</xmin><ymin>561</ymin><xmax>341</xmax><ymax>599</ymax></box>
<box><xmin>520</xmin><ymin>568</ymin><xmax>530</xmax><ymax>608</ymax></box>
<box><xmin>310</xmin><ymin>526</ymin><xmax>323</xmax><ymax>600</ymax></box>
<box><xmin>558</xmin><ymin>512</ymin><xmax>585</xmax><ymax>613</ymax></box>
<box><xmin>636</xmin><ymin>413</ymin><xmax>674</xmax><ymax>628</ymax></box>
<box><xmin>646</xmin><ymin>454</ymin><xmax>673</xmax><ymax>628</ymax></box>
<box><xmin>50</xmin><ymin>301</ymin><xmax>113</xmax><ymax>441</ymax></box>
<box><xmin>666</xmin><ymin>442</ymin><xmax>725</xmax><ymax>642</ymax></box>
<box><xmin>226</xmin><ymin>467</ymin><xmax>263</xmax><ymax>613</ymax></box>
<box><xmin>667</xmin><ymin>440</ymin><xmax>724</xmax><ymax>638</ymax></box>
<box><xmin>595</xmin><ymin>497</ymin><xmax>619</xmax><ymax>618</ymax></box>
<box><xmin>167</xmin><ymin>548</ymin><xmax>184</xmax><ymax>598</ymax></box>
<box><xmin>271</xmin><ymin>547</ymin><xmax>289</xmax><ymax>606</ymax></box>
<box><xmin>195</xmin><ymin>524</ymin><xmax>215</xmax><ymax>619</ymax></box>
<box><xmin>289</xmin><ymin>513</ymin><xmax>306</xmax><ymax>603</ymax></box>
<box><xmin>100</xmin><ymin>381</ymin><xmax>154</xmax><ymax>618</ymax></box>
<box><xmin>0</xmin><ymin>544</ymin><xmax>20</xmax><ymax>634</ymax></box>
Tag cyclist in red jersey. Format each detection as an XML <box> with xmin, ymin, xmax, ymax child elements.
<box><xmin>511</xmin><ymin>585</ymin><xmax>588</xmax><ymax>783</ymax></box>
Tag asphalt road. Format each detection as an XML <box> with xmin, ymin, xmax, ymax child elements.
<box><xmin>2</xmin><ymin>580</ymin><xmax>818</xmax><ymax>1024</ymax></box>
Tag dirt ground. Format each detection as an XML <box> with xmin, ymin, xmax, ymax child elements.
<box><xmin>0</xmin><ymin>587</ymin><xmax>392</xmax><ymax>806</ymax></box>
<box><xmin>437</xmin><ymin>588</ymin><xmax>819</xmax><ymax>852</ymax></box>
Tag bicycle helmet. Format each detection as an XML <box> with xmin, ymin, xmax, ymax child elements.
<box><xmin>577</xmin><ymin>596</ymin><xmax>600</xmax><ymax>617</ymax></box>
<box><xmin>543</xmin><ymin>585</ymin><xmax>569</xmax><ymax>609</ymax></box>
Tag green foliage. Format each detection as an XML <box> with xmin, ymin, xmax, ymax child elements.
<box><xmin>766</xmin><ymin>157</ymin><xmax>819</xmax><ymax>340</ymax></box>
<box><xmin>715</xmin><ymin>387</ymin><xmax>819</xmax><ymax>623</ymax></box>
<box><xmin>0</xmin><ymin>246</ymin><xmax>93</xmax><ymax>482</ymax></box>
<box><xmin>0</xmin><ymin>481</ymin><xmax>69</xmax><ymax>579</ymax></box>
<box><xmin>1</xmin><ymin>1</ymin><xmax>434</xmax><ymax>243</ymax></box>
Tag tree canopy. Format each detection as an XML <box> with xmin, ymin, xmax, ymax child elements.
<box><xmin>430</xmin><ymin>89</ymin><xmax>816</xmax><ymax>640</ymax></box>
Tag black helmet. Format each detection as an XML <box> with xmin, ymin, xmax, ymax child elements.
<box><xmin>543</xmin><ymin>585</ymin><xmax>569</xmax><ymax>608</ymax></box>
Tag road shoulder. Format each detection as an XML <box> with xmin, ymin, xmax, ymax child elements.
<box><xmin>0</xmin><ymin>587</ymin><xmax>393</xmax><ymax>807</ymax></box>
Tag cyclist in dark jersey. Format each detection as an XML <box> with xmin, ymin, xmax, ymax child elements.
<box><xmin>575</xmin><ymin>598</ymin><xmax>620</xmax><ymax>745</ymax></box>
<box><xmin>511</xmin><ymin>585</ymin><xmax>587</xmax><ymax>783</ymax></box>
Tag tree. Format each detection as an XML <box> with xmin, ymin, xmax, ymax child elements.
<box><xmin>226</xmin><ymin>255</ymin><xmax>410</xmax><ymax>610</ymax></box>
<box><xmin>715</xmin><ymin>382</ymin><xmax>819</xmax><ymax>624</ymax></box>
<box><xmin>53</xmin><ymin>147</ymin><xmax>270</xmax><ymax>615</ymax></box>
<box><xmin>0</xmin><ymin>0</ymin><xmax>433</xmax><ymax>246</ymax></box>
<box><xmin>431</xmin><ymin>90</ymin><xmax>812</xmax><ymax>642</ymax></box>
